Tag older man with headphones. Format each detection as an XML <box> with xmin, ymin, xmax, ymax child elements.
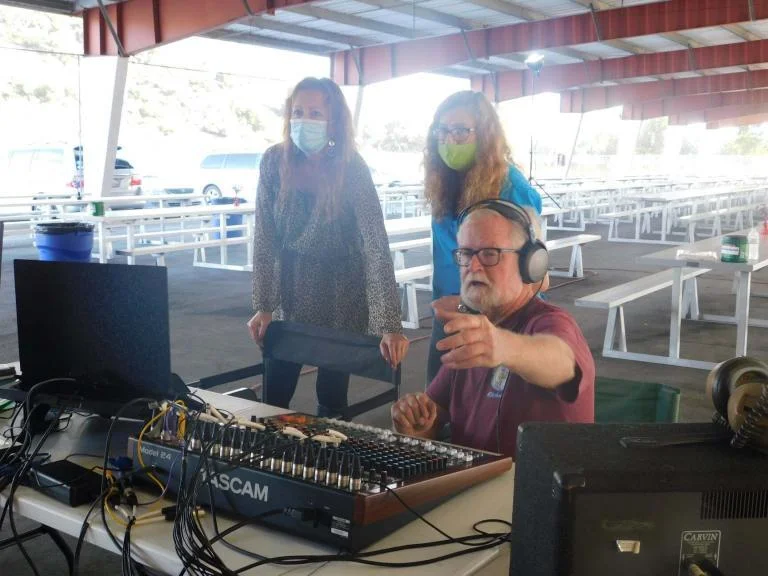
<box><xmin>391</xmin><ymin>199</ymin><xmax>595</xmax><ymax>458</ymax></box>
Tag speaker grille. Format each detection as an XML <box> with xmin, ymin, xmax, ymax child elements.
<box><xmin>701</xmin><ymin>490</ymin><xmax>768</xmax><ymax>519</ymax></box>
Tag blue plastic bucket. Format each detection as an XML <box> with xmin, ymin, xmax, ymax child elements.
<box><xmin>209</xmin><ymin>197</ymin><xmax>246</xmax><ymax>239</ymax></box>
<box><xmin>34</xmin><ymin>222</ymin><xmax>95</xmax><ymax>262</ymax></box>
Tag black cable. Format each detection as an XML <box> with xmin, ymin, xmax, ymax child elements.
<box><xmin>197</xmin><ymin>447</ymin><xmax>509</xmax><ymax>571</ymax></box>
<box><xmin>122</xmin><ymin>517</ymin><xmax>136</xmax><ymax>576</ymax></box>
<box><xmin>99</xmin><ymin>397</ymin><xmax>158</xmax><ymax>555</ymax></box>
<box><xmin>231</xmin><ymin>528</ymin><xmax>510</xmax><ymax>572</ymax></box>
<box><xmin>64</xmin><ymin>452</ymin><xmax>109</xmax><ymax>462</ymax></box>
<box><xmin>159</xmin><ymin>406</ymin><xmax>512</xmax><ymax>573</ymax></box>
<box><xmin>176</xmin><ymin>417</ymin><xmax>309</xmax><ymax>574</ymax></box>
<box><xmin>72</xmin><ymin>463</ymin><xmax>162</xmax><ymax>576</ymax></box>
<box><xmin>73</xmin><ymin>486</ymin><xmax>112</xmax><ymax>576</ymax></box>
<box><xmin>2</xmin><ymin>414</ymin><xmax>59</xmax><ymax>576</ymax></box>
<box><xmin>184</xmin><ymin>416</ymin><xmax>271</xmax><ymax>575</ymax></box>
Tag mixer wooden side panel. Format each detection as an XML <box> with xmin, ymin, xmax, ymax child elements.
<box><xmin>354</xmin><ymin>456</ymin><xmax>513</xmax><ymax>525</ymax></box>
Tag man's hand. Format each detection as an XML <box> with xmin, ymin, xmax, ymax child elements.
<box><xmin>391</xmin><ymin>393</ymin><xmax>438</xmax><ymax>437</ymax></box>
<box><xmin>433</xmin><ymin>308</ymin><xmax>509</xmax><ymax>370</ymax></box>
<box><xmin>431</xmin><ymin>295</ymin><xmax>461</xmax><ymax>316</ymax></box>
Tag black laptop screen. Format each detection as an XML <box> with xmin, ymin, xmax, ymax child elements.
<box><xmin>14</xmin><ymin>260</ymin><xmax>174</xmax><ymax>401</ymax></box>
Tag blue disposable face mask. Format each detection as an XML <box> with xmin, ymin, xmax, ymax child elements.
<box><xmin>290</xmin><ymin>119</ymin><xmax>329</xmax><ymax>155</ymax></box>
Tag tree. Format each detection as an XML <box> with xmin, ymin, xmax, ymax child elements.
<box><xmin>375</xmin><ymin>121</ymin><xmax>424</xmax><ymax>153</ymax></box>
<box><xmin>576</xmin><ymin>131</ymin><xmax>618</xmax><ymax>155</ymax></box>
<box><xmin>721</xmin><ymin>126</ymin><xmax>768</xmax><ymax>155</ymax></box>
<box><xmin>234</xmin><ymin>106</ymin><xmax>263</xmax><ymax>133</ymax></box>
<box><xmin>635</xmin><ymin>117</ymin><xmax>667</xmax><ymax>154</ymax></box>
<box><xmin>680</xmin><ymin>137</ymin><xmax>698</xmax><ymax>155</ymax></box>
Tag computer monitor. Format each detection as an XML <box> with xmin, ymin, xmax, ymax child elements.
<box><xmin>14</xmin><ymin>260</ymin><xmax>187</xmax><ymax>411</ymax></box>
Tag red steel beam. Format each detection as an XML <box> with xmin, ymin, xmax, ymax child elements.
<box><xmin>560</xmin><ymin>70</ymin><xmax>768</xmax><ymax>114</ymax></box>
<box><xmin>83</xmin><ymin>0</ymin><xmax>313</xmax><ymax>56</ymax></box>
<box><xmin>669</xmin><ymin>104</ymin><xmax>768</xmax><ymax>126</ymax></box>
<box><xmin>622</xmin><ymin>89</ymin><xmax>768</xmax><ymax>121</ymax></box>
<box><xmin>332</xmin><ymin>0</ymin><xmax>768</xmax><ymax>86</ymax></box>
<box><xmin>473</xmin><ymin>39</ymin><xmax>768</xmax><ymax>103</ymax></box>
<box><xmin>706</xmin><ymin>113</ymin><xmax>768</xmax><ymax>129</ymax></box>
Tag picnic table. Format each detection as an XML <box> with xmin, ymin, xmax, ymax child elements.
<box><xmin>638</xmin><ymin>228</ymin><xmax>768</xmax><ymax>369</ymax></box>
<box><xmin>58</xmin><ymin>203</ymin><xmax>253</xmax><ymax>267</ymax></box>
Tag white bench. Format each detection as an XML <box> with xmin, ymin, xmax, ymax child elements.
<box><xmin>575</xmin><ymin>267</ymin><xmax>709</xmax><ymax>359</ymax></box>
<box><xmin>115</xmin><ymin>236</ymin><xmax>248</xmax><ymax>266</ymax></box>
<box><xmin>395</xmin><ymin>264</ymin><xmax>433</xmax><ymax>329</ymax></box>
<box><xmin>103</xmin><ymin>225</ymin><xmax>248</xmax><ymax>257</ymax></box>
<box><xmin>545</xmin><ymin>233</ymin><xmax>601</xmax><ymax>278</ymax></box>
<box><xmin>389</xmin><ymin>237</ymin><xmax>431</xmax><ymax>270</ymax></box>
<box><xmin>0</xmin><ymin>220</ymin><xmax>35</xmax><ymax>237</ymax></box>
<box><xmin>598</xmin><ymin>204</ymin><xmax>667</xmax><ymax>242</ymax></box>
<box><xmin>678</xmin><ymin>203</ymin><xmax>763</xmax><ymax>242</ymax></box>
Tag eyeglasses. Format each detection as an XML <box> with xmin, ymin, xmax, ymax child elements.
<box><xmin>432</xmin><ymin>125</ymin><xmax>476</xmax><ymax>143</ymax></box>
<box><xmin>453</xmin><ymin>247</ymin><xmax>519</xmax><ymax>267</ymax></box>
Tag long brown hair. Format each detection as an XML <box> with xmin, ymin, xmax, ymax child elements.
<box><xmin>424</xmin><ymin>91</ymin><xmax>512</xmax><ymax>219</ymax></box>
<box><xmin>279</xmin><ymin>77</ymin><xmax>356</xmax><ymax>220</ymax></box>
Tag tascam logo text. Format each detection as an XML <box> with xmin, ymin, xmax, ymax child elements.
<box><xmin>205</xmin><ymin>472</ymin><xmax>269</xmax><ymax>501</ymax></box>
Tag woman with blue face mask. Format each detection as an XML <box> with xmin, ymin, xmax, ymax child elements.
<box><xmin>247</xmin><ymin>77</ymin><xmax>408</xmax><ymax>415</ymax></box>
<box><xmin>424</xmin><ymin>90</ymin><xmax>544</xmax><ymax>385</ymax></box>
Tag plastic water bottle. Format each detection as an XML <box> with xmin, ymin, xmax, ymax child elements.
<box><xmin>748</xmin><ymin>228</ymin><xmax>760</xmax><ymax>261</ymax></box>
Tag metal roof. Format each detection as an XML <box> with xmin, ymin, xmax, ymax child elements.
<box><xmin>12</xmin><ymin>0</ymin><xmax>768</xmax><ymax>124</ymax></box>
<box><xmin>0</xmin><ymin>0</ymin><xmax>125</xmax><ymax>13</ymax></box>
<box><xmin>202</xmin><ymin>0</ymin><xmax>672</xmax><ymax>65</ymax></box>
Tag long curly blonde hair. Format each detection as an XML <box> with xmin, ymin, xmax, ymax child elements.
<box><xmin>425</xmin><ymin>91</ymin><xmax>513</xmax><ymax>219</ymax></box>
<box><xmin>278</xmin><ymin>77</ymin><xmax>356</xmax><ymax>221</ymax></box>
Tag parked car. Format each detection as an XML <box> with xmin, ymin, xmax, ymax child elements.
<box><xmin>4</xmin><ymin>144</ymin><xmax>143</xmax><ymax>209</ymax></box>
<box><xmin>198</xmin><ymin>152</ymin><xmax>262</xmax><ymax>204</ymax></box>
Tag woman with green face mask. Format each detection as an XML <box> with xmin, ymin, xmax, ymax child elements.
<box><xmin>424</xmin><ymin>90</ymin><xmax>543</xmax><ymax>385</ymax></box>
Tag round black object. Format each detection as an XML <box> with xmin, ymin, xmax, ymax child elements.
<box><xmin>706</xmin><ymin>356</ymin><xmax>768</xmax><ymax>419</ymax></box>
<box><xmin>34</xmin><ymin>222</ymin><xmax>94</xmax><ymax>234</ymax></box>
<box><xmin>208</xmin><ymin>197</ymin><xmax>247</xmax><ymax>205</ymax></box>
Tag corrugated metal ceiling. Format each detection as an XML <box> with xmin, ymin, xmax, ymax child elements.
<box><xmin>206</xmin><ymin>0</ymin><xmax>768</xmax><ymax>87</ymax></box>
<box><xmin>9</xmin><ymin>0</ymin><xmax>768</xmax><ymax>119</ymax></box>
<box><xmin>682</xmin><ymin>26</ymin><xmax>748</xmax><ymax>46</ymax></box>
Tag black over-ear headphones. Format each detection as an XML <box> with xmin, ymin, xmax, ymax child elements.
<box><xmin>457</xmin><ymin>198</ymin><xmax>549</xmax><ymax>284</ymax></box>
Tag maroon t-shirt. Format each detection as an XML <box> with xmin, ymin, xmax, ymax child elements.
<box><xmin>427</xmin><ymin>298</ymin><xmax>595</xmax><ymax>459</ymax></box>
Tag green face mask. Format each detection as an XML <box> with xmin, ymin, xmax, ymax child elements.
<box><xmin>438</xmin><ymin>142</ymin><xmax>477</xmax><ymax>172</ymax></box>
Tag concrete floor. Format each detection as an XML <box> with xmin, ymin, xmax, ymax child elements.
<box><xmin>3</xmin><ymin>222</ymin><xmax>768</xmax><ymax>573</ymax></box>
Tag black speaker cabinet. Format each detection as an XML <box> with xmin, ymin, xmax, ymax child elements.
<box><xmin>511</xmin><ymin>422</ymin><xmax>768</xmax><ymax>576</ymax></box>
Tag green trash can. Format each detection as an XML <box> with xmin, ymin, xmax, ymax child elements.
<box><xmin>595</xmin><ymin>377</ymin><xmax>681</xmax><ymax>423</ymax></box>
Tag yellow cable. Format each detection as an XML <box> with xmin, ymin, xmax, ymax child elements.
<box><xmin>104</xmin><ymin>489</ymin><xmax>128</xmax><ymax>528</ymax></box>
<box><xmin>104</xmin><ymin>496</ymin><xmax>160</xmax><ymax>528</ymax></box>
<box><xmin>137</xmin><ymin>407</ymin><xmax>169</xmax><ymax>491</ymax></box>
<box><xmin>175</xmin><ymin>401</ymin><xmax>187</xmax><ymax>440</ymax></box>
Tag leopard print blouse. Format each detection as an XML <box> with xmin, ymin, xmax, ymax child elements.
<box><xmin>251</xmin><ymin>144</ymin><xmax>402</xmax><ymax>336</ymax></box>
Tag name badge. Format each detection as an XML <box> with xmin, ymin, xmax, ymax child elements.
<box><xmin>487</xmin><ymin>366</ymin><xmax>510</xmax><ymax>399</ymax></box>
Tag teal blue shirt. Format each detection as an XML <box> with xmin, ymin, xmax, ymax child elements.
<box><xmin>431</xmin><ymin>164</ymin><xmax>542</xmax><ymax>299</ymax></box>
